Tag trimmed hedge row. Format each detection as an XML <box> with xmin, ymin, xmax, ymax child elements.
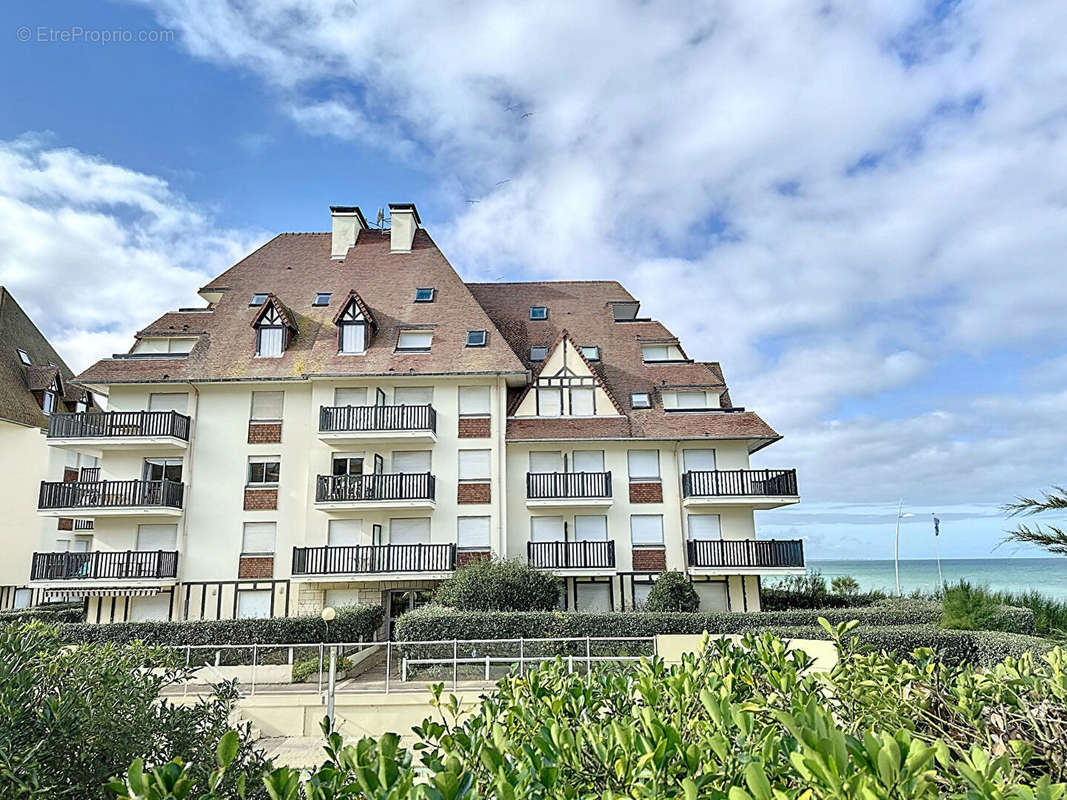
<box><xmin>58</xmin><ymin>604</ymin><xmax>383</xmax><ymax>646</ymax></box>
<box><xmin>0</xmin><ymin>602</ymin><xmax>84</xmax><ymax>624</ymax></box>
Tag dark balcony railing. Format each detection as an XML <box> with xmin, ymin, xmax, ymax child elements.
<box><xmin>30</xmin><ymin>550</ymin><xmax>179</xmax><ymax>581</ymax></box>
<box><xmin>682</xmin><ymin>469</ymin><xmax>798</xmax><ymax>498</ymax></box>
<box><xmin>686</xmin><ymin>539</ymin><xmax>804</xmax><ymax>569</ymax></box>
<box><xmin>319</xmin><ymin>404</ymin><xmax>436</xmax><ymax>434</ymax></box>
<box><xmin>292</xmin><ymin>543</ymin><xmax>456</xmax><ymax>575</ymax></box>
<box><xmin>526</xmin><ymin>471</ymin><xmax>612</xmax><ymax>500</ymax></box>
<box><xmin>47</xmin><ymin>410</ymin><xmax>191</xmax><ymax>441</ymax></box>
<box><xmin>527</xmin><ymin>540</ymin><xmax>616</xmax><ymax>569</ymax></box>
<box><xmin>38</xmin><ymin>479</ymin><xmax>184</xmax><ymax>511</ymax></box>
<box><xmin>315</xmin><ymin>473</ymin><xmax>436</xmax><ymax>504</ymax></box>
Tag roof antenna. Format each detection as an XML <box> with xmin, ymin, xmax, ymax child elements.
<box><xmin>375</xmin><ymin>208</ymin><xmax>386</xmax><ymax>230</ymax></box>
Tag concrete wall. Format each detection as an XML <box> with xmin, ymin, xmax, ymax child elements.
<box><xmin>0</xmin><ymin>421</ymin><xmax>56</xmax><ymax>587</ymax></box>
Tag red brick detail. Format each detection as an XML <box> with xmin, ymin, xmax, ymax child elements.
<box><xmin>629</xmin><ymin>481</ymin><xmax>663</xmax><ymax>503</ymax></box>
<box><xmin>244</xmin><ymin>487</ymin><xmax>278</xmax><ymax>510</ymax></box>
<box><xmin>458</xmin><ymin>416</ymin><xmax>491</xmax><ymax>439</ymax></box>
<box><xmin>57</xmin><ymin>518</ymin><xmax>73</xmax><ymax>531</ymax></box>
<box><xmin>63</xmin><ymin>468</ymin><xmax>79</xmax><ymax>483</ymax></box>
<box><xmin>458</xmin><ymin>482</ymin><xmax>491</xmax><ymax>504</ymax></box>
<box><xmin>247</xmin><ymin>421</ymin><xmax>282</xmax><ymax>444</ymax></box>
<box><xmin>238</xmin><ymin>555</ymin><xmax>274</xmax><ymax>579</ymax></box>
<box><xmin>632</xmin><ymin>547</ymin><xmax>666</xmax><ymax>572</ymax></box>
<box><xmin>457</xmin><ymin>548</ymin><xmax>491</xmax><ymax>568</ymax></box>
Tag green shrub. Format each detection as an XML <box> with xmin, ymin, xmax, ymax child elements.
<box><xmin>644</xmin><ymin>570</ymin><xmax>699</xmax><ymax>612</ymax></box>
<box><xmin>830</xmin><ymin>575</ymin><xmax>860</xmax><ymax>596</ymax></box>
<box><xmin>760</xmin><ymin>569</ymin><xmax>888</xmax><ymax>610</ymax></box>
<box><xmin>59</xmin><ymin>604</ymin><xmax>383</xmax><ymax>647</ymax></box>
<box><xmin>941</xmin><ymin>580</ymin><xmax>1006</xmax><ymax>630</ymax></box>
<box><xmin>0</xmin><ymin>601</ymin><xmax>84</xmax><ymax>624</ymax></box>
<box><xmin>290</xmin><ymin>655</ymin><xmax>353</xmax><ymax>684</ymax></box>
<box><xmin>433</xmin><ymin>558</ymin><xmax>559</xmax><ymax>611</ymax></box>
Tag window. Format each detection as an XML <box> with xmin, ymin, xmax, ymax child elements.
<box><xmin>393</xmin><ymin>386</ymin><xmax>433</xmax><ymax>405</ymax></box>
<box><xmin>675</xmin><ymin>390</ymin><xmax>708</xmax><ymax>409</ymax></box>
<box><xmin>143</xmin><ymin>458</ymin><xmax>183</xmax><ymax>483</ymax></box>
<box><xmin>242</xmin><ymin>521</ymin><xmax>277</xmax><ymax>555</ymax></box>
<box><xmin>683</xmin><ymin>449</ymin><xmax>717</xmax><ymax>472</ymax></box>
<box><xmin>580</xmin><ymin>345</ymin><xmax>600</xmax><ymax>361</ymax></box>
<box><xmin>257</xmin><ymin>326</ymin><xmax>283</xmax><ymax>357</ymax></box>
<box><xmin>149</xmin><ymin>392</ymin><xmax>189</xmax><ymax>413</ymax></box>
<box><xmin>313</xmin><ymin>292</ymin><xmax>332</xmax><ymax>306</ymax></box>
<box><xmin>328</xmin><ymin>518</ymin><xmax>361</xmax><ymax>547</ymax></box>
<box><xmin>687</xmin><ymin>514</ymin><xmax>722</xmax><ymax>540</ymax></box>
<box><xmin>537</xmin><ymin>387</ymin><xmax>562</xmax><ymax>416</ymax></box>
<box><xmin>457</xmin><ymin>516</ymin><xmax>490</xmax><ymax>549</ymax></box>
<box><xmin>129</xmin><ymin>594</ymin><xmax>171</xmax><ymax>622</ymax></box>
<box><xmin>396</xmin><ymin>330</ymin><xmax>433</xmax><ymax>351</ymax></box>
<box><xmin>133</xmin><ymin>337</ymin><xmax>197</xmax><ymax>355</ymax></box>
<box><xmin>392</xmin><ymin>450</ymin><xmax>431</xmax><ymax>473</ymax></box>
<box><xmin>334</xmin><ymin>387</ymin><xmax>368</xmax><ymax>406</ymax></box>
<box><xmin>137</xmin><ymin>524</ymin><xmax>177</xmax><ymax>550</ymax></box>
<box><xmin>332</xmin><ymin>453</ymin><xmax>364</xmax><ymax>476</ymax></box>
<box><xmin>627</xmin><ymin>450</ymin><xmax>660</xmax><ymax>480</ymax></box>
<box><xmin>575</xmin><ymin>515</ymin><xmax>608</xmax><ymax>541</ymax></box>
<box><xmin>42</xmin><ymin>391</ymin><xmax>56</xmax><ymax>415</ymax></box>
<box><xmin>631</xmin><ymin>392</ymin><xmax>651</xmax><ymax>409</ymax></box>
<box><xmin>569</xmin><ymin>387</ymin><xmax>594</xmax><ymax>415</ymax></box>
<box><xmin>249</xmin><ymin>293</ymin><xmax>268</xmax><ymax>306</ymax></box>
<box><xmin>529</xmin><ymin>306</ymin><xmax>548</xmax><ymax>320</ymax></box>
<box><xmin>466</xmin><ymin>330</ymin><xmax>487</xmax><ymax>347</ymax></box>
<box><xmin>571</xmin><ymin>450</ymin><xmax>605</xmax><ymax>472</ymax></box>
<box><xmin>575</xmin><ymin>583</ymin><xmax>612</xmax><ymax>612</ymax></box>
<box><xmin>237</xmin><ymin>590</ymin><xmax>272</xmax><ymax>619</ymax></box>
<box><xmin>247</xmin><ymin>455</ymin><xmax>280</xmax><ymax>485</ymax></box>
<box><xmin>530</xmin><ymin>516</ymin><xmax>564</xmax><ymax>541</ymax></box>
<box><xmin>529</xmin><ymin>451</ymin><xmax>564</xmax><ymax>473</ymax></box>
<box><xmin>458</xmin><ymin>449</ymin><xmax>491</xmax><ymax>481</ymax></box>
<box><xmin>458</xmin><ymin>385</ymin><xmax>491</xmax><ymax>416</ymax></box>
<box><xmin>16</xmin><ymin>348</ymin><xmax>31</xmax><ymax>366</ymax></box>
<box><xmin>340</xmin><ymin>321</ymin><xmax>366</xmax><ymax>354</ymax></box>
<box><xmin>529</xmin><ymin>346</ymin><xmax>548</xmax><ymax>361</ymax></box>
<box><xmin>250</xmin><ymin>391</ymin><xmax>284</xmax><ymax>420</ymax></box>
<box><xmin>630</xmin><ymin>514</ymin><xmax>664</xmax><ymax>546</ymax></box>
<box><xmin>390</xmin><ymin>517</ymin><xmax>430</xmax><ymax>544</ymax></box>
<box><xmin>414</xmin><ymin>287</ymin><xmax>435</xmax><ymax>303</ymax></box>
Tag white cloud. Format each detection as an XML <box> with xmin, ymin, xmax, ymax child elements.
<box><xmin>0</xmin><ymin>135</ymin><xmax>266</xmax><ymax>370</ymax></box>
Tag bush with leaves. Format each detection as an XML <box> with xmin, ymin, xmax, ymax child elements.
<box><xmin>644</xmin><ymin>569</ymin><xmax>700</xmax><ymax>612</ymax></box>
<box><xmin>0</xmin><ymin>621</ymin><xmax>269</xmax><ymax>800</ymax></box>
<box><xmin>433</xmin><ymin>557</ymin><xmax>559</xmax><ymax>611</ymax></box>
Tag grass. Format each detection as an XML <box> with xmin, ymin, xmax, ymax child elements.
<box><xmin>941</xmin><ymin>580</ymin><xmax>1067</xmax><ymax>640</ymax></box>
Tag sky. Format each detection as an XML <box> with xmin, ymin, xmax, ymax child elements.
<box><xmin>2</xmin><ymin>0</ymin><xmax>1066</xmax><ymax>561</ymax></box>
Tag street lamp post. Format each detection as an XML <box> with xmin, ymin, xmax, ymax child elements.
<box><xmin>894</xmin><ymin>501</ymin><xmax>914</xmax><ymax>597</ymax></box>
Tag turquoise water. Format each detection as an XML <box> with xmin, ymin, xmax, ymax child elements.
<box><xmin>808</xmin><ymin>558</ymin><xmax>1067</xmax><ymax>601</ymax></box>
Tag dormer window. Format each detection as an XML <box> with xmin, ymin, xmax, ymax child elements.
<box><xmin>397</xmin><ymin>329</ymin><xmax>433</xmax><ymax>351</ymax></box>
<box><xmin>333</xmin><ymin>291</ymin><xmax>376</xmax><ymax>355</ymax></box>
<box><xmin>313</xmin><ymin>292</ymin><xmax>332</xmax><ymax>306</ymax></box>
<box><xmin>631</xmin><ymin>392</ymin><xmax>651</xmax><ymax>409</ymax></box>
<box><xmin>249</xmin><ymin>293</ymin><xmax>268</xmax><ymax>306</ymax></box>
<box><xmin>529</xmin><ymin>306</ymin><xmax>548</xmax><ymax>320</ymax></box>
<box><xmin>42</xmin><ymin>390</ymin><xmax>57</xmax><ymax>415</ymax></box>
<box><xmin>16</xmin><ymin>348</ymin><xmax>31</xmax><ymax>366</ymax></box>
<box><xmin>466</xmin><ymin>330</ymin><xmax>487</xmax><ymax>347</ymax></box>
<box><xmin>580</xmin><ymin>346</ymin><xmax>600</xmax><ymax>361</ymax></box>
<box><xmin>414</xmin><ymin>287</ymin><xmax>435</xmax><ymax>303</ymax></box>
<box><xmin>530</xmin><ymin>346</ymin><xmax>547</xmax><ymax>361</ymax></box>
<box><xmin>251</xmin><ymin>296</ymin><xmax>296</xmax><ymax>358</ymax></box>
<box><xmin>641</xmin><ymin>343</ymin><xmax>685</xmax><ymax>362</ymax></box>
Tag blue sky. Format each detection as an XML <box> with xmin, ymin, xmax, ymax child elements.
<box><xmin>2</xmin><ymin>0</ymin><xmax>1067</xmax><ymax>561</ymax></box>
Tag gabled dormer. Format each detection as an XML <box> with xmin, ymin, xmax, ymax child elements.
<box><xmin>25</xmin><ymin>365</ymin><xmax>63</xmax><ymax>415</ymax></box>
<box><xmin>251</xmin><ymin>294</ymin><xmax>297</xmax><ymax>358</ymax></box>
<box><xmin>332</xmin><ymin>290</ymin><xmax>377</xmax><ymax>355</ymax></box>
<box><xmin>512</xmin><ymin>331</ymin><xmax>623</xmax><ymax>418</ymax></box>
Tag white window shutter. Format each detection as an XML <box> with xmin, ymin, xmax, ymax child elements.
<box><xmin>392</xmin><ymin>450</ymin><xmax>431</xmax><ymax>473</ymax></box>
<box><xmin>530</xmin><ymin>516</ymin><xmax>564</xmax><ymax>542</ymax></box>
<box><xmin>574</xmin><ymin>515</ymin><xmax>608</xmax><ymax>541</ymax></box>
<box><xmin>457</xmin><ymin>516</ymin><xmax>490</xmax><ymax>548</ymax></box>
<box><xmin>529</xmin><ymin>451</ymin><xmax>564</xmax><ymax>473</ymax></box>
<box><xmin>458</xmin><ymin>385</ymin><xmax>491</xmax><ymax>415</ymax></box>
<box><xmin>389</xmin><ymin>518</ymin><xmax>430</xmax><ymax>544</ymax></box>
<box><xmin>627</xmin><ymin>450</ymin><xmax>660</xmax><ymax>479</ymax></box>
<box><xmin>687</xmin><ymin>514</ymin><xmax>721</xmax><ymax>540</ymax></box>
<box><xmin>630</xmin><ymin>515</ymin><xmax>664</xmax><ymax>545</ymax></box>
<box><xmin>458</xmin><ymin>450</ymin><xmax>491</xmax><ymax>481</ymax></box>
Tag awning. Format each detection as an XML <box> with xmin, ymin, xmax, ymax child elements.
<box><xmin>44</xmin><ymin>587</ymin><xmax>162</xmax><ymax>600</ymax></box>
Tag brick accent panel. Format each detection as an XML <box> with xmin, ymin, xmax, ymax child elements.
<box><xmin>57</xmin><ymin>518</ymin><xmax>73</xmax><ymax>531</ymax></box>
<box><xmin>244</xmin><ymin>487</ymin><xmax>278</xmax><ymax>510</ymax></box>
<box><xmin>458</xmin><ymin>416</ymin><xmax>491</xmax><ymax>439</ymax></box>
<box><xmin>247</xmin><ymin>421</ymin><xmax>282</xmax><ymax>444</ymax></box>
<box><xmin>238</xmin><ymin>555</ymin><xmax>274</xmax><ymax>579</ymax></box>
<box><xmin>458</xmin><ymin>481</ymin><xmax>491</xmax><ymax>504</ymax></box>
<box><xmin>63</xmin><ymin>468</ymin><xmax>79</xmax><ymax>482</ymax></box>
<box><xmin>629</xmin><ymin>481</ymin><xmax>663</xmax><ymax>503</ymax></box>
<box><xmin>632</xmin><ymin>546</ymin><xmax>666</xmax><ymax>572</ymax></box>
<box><xmin>457</xmin><ymin>548</ymin><xmax>491</xmax><ymax>567</ymax></box>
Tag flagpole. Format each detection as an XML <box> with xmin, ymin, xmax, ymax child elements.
<box><xmin>894</xmin><ymin>499</ymin><xmax>903</xmax><ymax>597</ymax></box>
<box><xmin>933</xmin><ymin>513</ymin><xmax>944</xmax><ymax>592</ymax></box>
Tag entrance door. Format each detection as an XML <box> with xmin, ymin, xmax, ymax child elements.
<box><xmin>386</xmin><ymin>589</ymin><xmax>432</xmax><ymax>638</ymax></box>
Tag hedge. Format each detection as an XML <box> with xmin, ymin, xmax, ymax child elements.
<box><xmin>57</xmin><ymin>604</ymin><xmax>383</xmax><ymax>647</ymax></box>
<box><xmin>0</xmin><ymin>602</ymin><xmax>84</xmax><ymax>625</ymax></box>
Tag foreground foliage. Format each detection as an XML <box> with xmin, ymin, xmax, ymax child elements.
<box><xmin>644</xmin><ymin>569</ymin><xmax>700</xmax><ymax>612</ymax></box>
<box><xmin>0</xmin><ymin>622</ymin><xmax>269</xmax><ymax>799</ymax></box>
<box><xmin>115</xmin><ymin>622</ymin><xmax>1067</xmax><ymax>799</ymax></box>
<box><xmin>433</xmin><ymin>558</ymin><xmax>560</xmax><ymax>611</ymax></box>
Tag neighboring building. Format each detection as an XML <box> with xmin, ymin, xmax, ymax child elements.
<box><xmin>0</xmin><ymin>287</ymin><xmax>101</xmax><ymax>608</ymax></box>
<box><xmin>33</xmin><ymin>204</ymin><xmax>801</xmax><ymax>628</ymax></box>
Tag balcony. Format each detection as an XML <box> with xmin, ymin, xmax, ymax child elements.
<box><xmin>314</xmin><ymin>473</ymin><xmax>436</xmax><ymax>510</ymax></box>
<box><xmin>292</xmin><ymin>543</ymin><xmax>456</xmax><ymax>578</ymax></box>
<box><xmin>46</xmin><ymin>411</ymin><xmax>191</xmax><ymax>450</ymax></box>
<box><xmin>38</xmin><ymin>479</ymin><xmax>184</xmax><ymax>517</ymax></box>
<box><xmin>681</xmin><ymin>469</ymin><xmax>799</xmax><ymax>509</ymax></box>
<box><xmin>525</xmin><ymin>472</ymin><xmax>613</xmax><ymax>507</ymax></box>
<box><xmin>30</xmin><ymin>550</ymin><xmax>179</xmax><ymax>583</ymax></box>
<box><xmin>527</xmin><ymin>540</ymin><xmax>616</xmax><ymax>572</ymax></box>
<box><xmin>686</xmin><ymin>539</ymin><xmax>805</xmax><ymax>574</ymax></box>
<box><xmin>318</xmin><ymin>404</ymin><xmax>437</xmax><ymax>444</ymax></box>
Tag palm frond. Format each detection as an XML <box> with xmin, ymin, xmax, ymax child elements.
<box><xmin>1002</xmin><ymin>485</ymin><xmax>1067</xmax><ymax>516</ymax></box>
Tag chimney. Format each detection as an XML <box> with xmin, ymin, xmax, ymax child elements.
<box><xmin>389</xmin><ymin>203</ymin><xmax>421</xmax><ymax>253</ymax></box>
<box><xmin>330</xmin><ymin>206</ymin><xmax>368</xmax><ymax>260</ymax></box>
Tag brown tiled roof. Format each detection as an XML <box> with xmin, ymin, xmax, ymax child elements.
<box><xmin>0</xmin><ymin>287</ymin><xmax>98</xmax><ymax>428</ymax></box>
<box><xmin>466</xmin><ymin>281</ymin><xmax>779</xmax><ymax>449</ymax></box>
<box><xmin>78</xmin><ymin>230</ymin><xmax>526</xmax><ymax>385</ymax></box>
<box><xmin>250</xmin><ymin>294</ymin><xmax>298</xmax><ymax>332</ymax></box>
<box><xmin>332</xmin><ymin>290</ymin><xmax>377</xmax><ymax>330</ymax></box>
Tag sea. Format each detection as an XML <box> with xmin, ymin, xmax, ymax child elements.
<box><xmin>808</xmin><ymin>558</ymin><xmax>1067</xmax><ymax>601</ymax></box>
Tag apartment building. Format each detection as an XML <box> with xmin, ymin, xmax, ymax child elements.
<box><xmin>27</xmin><ymin>204</ymin><xmax>802</xmax><ymax>628</ymax></box>
<box><xmin>0</xmin><ymin>287</ymin><xmax>101</xmax><ymax>608</ymax></box>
